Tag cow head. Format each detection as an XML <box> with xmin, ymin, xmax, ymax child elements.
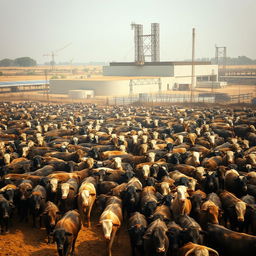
<box><xmin>128</xmin><ymin>224</ymin><xmax>146</xmax><ymax>247</ymax></box>
<box><xmin>53</xmin><ymin>228</ymin><xmax>73</xmax><ymax>254</ymax></box>
<box><xmin>176</xmin><ymin>185</ymin><xmax>187</xmax><ymax>203</ymax></box>
<box><xmin>18</xmin><ymin>182</ymin><xmax>33</xmax><ymax>201</ymax></box>
<box><xmin>101</xmin><ymin>219</ymin><xmax>113</xmax><ymax>240</ymax></box>
<box><xmin>235</xmin><ymin>201</ymin><xmax>246</xmax><ymax>222</ymax></box>
<box><xmin>121</xmin><ymin>170</ymin><xmax>135</xmax><ymax>183</ymax></box>
<box><xmin>181</xmin><ymin>228</ymin><xmax>203</xmax><ymax>244</ymax></box>
<box><xmin>43</xmin><ymin>208</ymin><xmax>60</xmax><ymax>230</ymax></box>
<box><xmin>226</xmin><ymin>151</ymin><xmax>234</xmax><ymax>164</ymax></box>
<box><xmin>201</xmin><ymin>201</ymin><xmax>219</xmax><ymax>224</ymax></box>
<box><xmin>192</xmin><ymin>151</ymin><xmax>201</xmax><ymax>166</ymax></box>
<box><xmin>61</xmin><ymin>183</ymin><xmax>70</xmax><ymax>200</ymax></box>
<box><xmin>81</xmin><ymin>189</ymin><xmax>91</xmax><ymax>207</ymax></box>
<box><xmin>3</xmin><ymin>153</ymin><xmax>11</xmax><ymax>165</ymax></box>
<box><xmin>143</xmin><ymin>200</ymin><xmax>157</xmax><ymax>218</ymax></box>
<box><xmin>50</xmin><ymin>178</ymin><xmax>59</xmax><ymax>193</ymax></box>
<box><xmin>234</xmin><ymin>176</ymin><xmax>248</xmax><ymax>194</ymax></box>
<box><xmin>142</xmin><ymin>165</ymin><xmax>151</xmax><ymax>179</ymax></box>
<box><xmin>113</xmin><ymin>157</ymin><xmax>122</xmax><ymax>169</ymax></box>
<box><xmin>159</xmin><ymin>182</ymin><xmax>171</xmax><ymax>196</ymax></box>
<box><xmin>152</xmin><ymin>226</ymin><xmax>168</xmax><ymax>253</ymax></box>
<box><xmin>147</xmin><ymin>152</ymin><xmax>156</xmax><ymax>163</ymax></box>
<box><xmin>167</xmin><ymin>226</ymin><xmax>183</xmax><ymax>251</ymax></box>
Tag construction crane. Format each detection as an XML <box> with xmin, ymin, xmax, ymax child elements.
<box><xmin>43</xmin><ymin>43</ymin><xmax>72</xmax><ymax>70</ymax></box>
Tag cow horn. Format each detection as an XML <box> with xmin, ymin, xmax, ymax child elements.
<box><xmin>208</xmin><ymin>248</ymin><xmax>219</xmax><ymax>256</ymax></box>
<box><xmin>184</xmin><ymin>247</ymin><xmax>196</xmax><ymax>256</ymax></box>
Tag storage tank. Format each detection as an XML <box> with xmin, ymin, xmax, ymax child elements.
<box><xmin>68</xmin><ymin>90</ymin><xmax>94</xmax><ymax>99</ymax></box>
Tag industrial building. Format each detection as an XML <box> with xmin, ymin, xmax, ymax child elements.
<box><xmin>50</xmin><ymin>23</ymin><xmax>223</xmax><ymax>97</ymax></box>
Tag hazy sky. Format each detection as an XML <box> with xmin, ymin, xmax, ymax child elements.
<box><xmin>0</xmin><ymin>0</ymin><xmax>255</xmax><ymax>64</ymax></box>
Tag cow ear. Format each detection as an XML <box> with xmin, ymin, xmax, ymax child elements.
<box><xmin>65</xmin><ymin>232</ymin><xmax>72</xmax><ymax>236</ymax></box>
<box><xmin>127</xmin><ymin>225</ymin><xmax>134</xmax><ymax>232</ymax></box>
<box><xmin>199</xmin><ymin>230</ymin><xmax>207</xmax><ymax>235</ymax></box>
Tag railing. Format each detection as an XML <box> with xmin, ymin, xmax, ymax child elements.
<box><xmin>230</xmin><ymin>93</ymin><xmax>253</xmax><ymax>103</ymax></box>
<box><xmin>108</xmin><ymin>94</ymin><xmax>215</xmax><ymax>105</ymax></box>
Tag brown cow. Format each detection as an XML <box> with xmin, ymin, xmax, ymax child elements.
<box><xmin>220</xmin><ymin>190</ymin><xmax>247</xmax><ymax>231</ymax></box>
<box><xmin>171</xmin><ymin>185</ymin><xmax>192</xmax><ymax>220</ymax></box>
<box><xmin>200</xmin><ymin>200</ymin><xmax>220</xmax><ymax>228</ymax></box>
<box><xmin>77</xmin><ymin>176</ymin><xmax>97</xmax><ymax>227</ymax></box>
<box><xmin>42</xmin><ymin>201</ymin><xmax>60</xmax><ymax>243</ymax></box>
<box><xmin>178</xmin><ymin>242</ymin><xmax>219</xmax><ymax>256</ymax></box>
<box><xmin>99</xmin><ymin>196</ymin><xmax>123</xmax><ymax>256</ymax></box>
<box><xmin>53</xmin><ymin>210</ymin><xmax>82</xmax><ymax>256</ymax></box>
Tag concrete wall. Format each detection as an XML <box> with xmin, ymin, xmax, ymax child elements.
<box><xmin>103</xmin><ymin>65</ymin><xmax>174</xmax><ymax>77</ymax></box>
<box><xmin>197</xmin><ymin>81</ymin><xmax>227</xmax><ymax>88</ymax></box>
<box><xmin>174</xmin><ymin>65</ymin><xmax>218</xmax><ymax>78</ymax></box>
<box><xmin>50</xmin><ymin>78</ymin><xmax>171</xmax><ymax>96</ymax></box>
<box><xmin>50</xmin><ymin>80</ymin><xmax>129</xmax><ymax>96</ymax></box>
<box><xmin>103</xmin><ymin>64</ymin><xmax>218</xmax><ymax>81</ymax></box>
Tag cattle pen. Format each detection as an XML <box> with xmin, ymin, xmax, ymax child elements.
<box><xmin>0</xmin><ymin>98</ymin><xmax>256</xmax><ymax>256</ymax></box>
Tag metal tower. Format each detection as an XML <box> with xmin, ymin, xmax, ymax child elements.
<box><xmin>131</xmin><ymin>23</ymin><xmax>144</xmax><ymax>64</ymax></box>
<box><xmin>131</xmin><ymin>23</ymin><xmax>160</xmax><ymax>64</ymax></box>
<box><xmin>151</xmin><ymin>23</ymin><xmax>160</xmax><ymax>62</ymax></box>
<box><xmin>215</xmin><ymin>45</ymin><xmax>227</xmax><ymax>75</ymax></box>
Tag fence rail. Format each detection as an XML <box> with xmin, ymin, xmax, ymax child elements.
<box><xmin>230</xmin><ymin>93</ymin><xmax>253</xmax><ymax>103</ymax></box>
<box><xmin>108</xmin><ymin>94</ymin><xmax>215</xmax><ymax>105</ymax></box>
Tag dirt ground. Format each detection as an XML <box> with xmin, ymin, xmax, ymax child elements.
<box><xmin>0</xmin><ymin>210</ymin><xmax>131</xmax><ymax>256</ymax></box>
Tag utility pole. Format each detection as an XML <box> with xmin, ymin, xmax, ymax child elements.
<box><xmin>190</xmin><ymin>28</ymin><xmax>195</xmax><ymax>103</ymax></box>
<box><xmin>211</xmin><ymin>69</ymin><xmax>214</xmax><ymax>94</ymax></box>
<box><xmin>44</xmin><ymin>69</ymin><xmax>49</xmax><ymax>103</ymax></box>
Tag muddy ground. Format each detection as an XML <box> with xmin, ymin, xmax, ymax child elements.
<box><xmin>0</xmin><ymin>211</ymin><xmax>131</xmax><ymax>256</ymax></box>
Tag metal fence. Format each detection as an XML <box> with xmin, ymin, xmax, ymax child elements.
<box><xmin>230</xmin><ymin>93</ymin><xmax>253</xmax><ymax>103</ymax></box>
<box><xmin>108</xmin><ymin>93</ymin><xmax>215</xmax><ymax>105</ymax></box>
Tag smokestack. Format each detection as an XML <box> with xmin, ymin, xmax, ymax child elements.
<box><xmin>190</xmin><ymin>28</ymin><xmax>196</xmax><ymax>102</ymax></box>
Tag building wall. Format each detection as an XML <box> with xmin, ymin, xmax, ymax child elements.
<box><xmin>50</xmin><ymin>78</ymin><xmax>171</xmax><ymax>96</ymax></box>
<box><xmin>103</xmin><ymin>64</ymin><xmax>218</xmax><ymax>80</ymax></box>
<box><xmin>103</xmin><ymin>65</ymin><xmax>174</xmax><ymax>77</ymax></box>
<box><xmin>50</xmin><ymin>64</ymin><xmax>219</xmax><ymax>96</ymax></box>
<box><xmin>174</xmin><ymin>65</ymin><xmax>218</xmax><ymax>78</ymax></box>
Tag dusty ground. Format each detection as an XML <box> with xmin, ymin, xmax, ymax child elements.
<box><xmin>0</xmin><ymin>66</ymin><xmax>102</xmax><ymax>83</ymax></box>
<box><xmin>0</xmin><ymin>210</ymin><xmax>131</xmax><ymax>256</ymax></box>
<box><xmin>0</xmin><ymin>84</ymin><xmax>254</xmax><ymax>104</ymax></box>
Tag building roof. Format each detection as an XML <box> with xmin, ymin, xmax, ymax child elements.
<box><xmin>109</xmin><ymin>61</ymin><xmax>212</xmax><ymax>66</ymax></box>
<box><xmin>50</xmin><ymin>76</ymin><xmax>160</xmax><ymax>81</ymax></box>
<box><xmin>0</xmin><ymin>80</ymin><xmax>49</xmax><ymax>88</ymax></box>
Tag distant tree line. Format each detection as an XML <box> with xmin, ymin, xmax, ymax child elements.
<box><xmin>0</xmin><ymin>57</ymin><xmax>37</xmax><ymax>67</ymax></box>
<box><xmin>196</xmin><ymin>56</ymin><xmax>256</xmax><ymax>65</ymax></box>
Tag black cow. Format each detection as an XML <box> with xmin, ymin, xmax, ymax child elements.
<box><xmin>42</xmin><ymin>201</ymin><xmax>60</xmax><ymax>243</ymax></box>
<box><xmin>143</xmin><ymin>218</ymin><xmax>169</xmax><ymax>256</ymax></box>
<box><xmin>167</xmin><ymin>221</ymin><xmax>184</xmax><ymax>255</ymax></box>
<box><xmin>0</xmin><ymin>195</ymin><xmax>12</xmax><ymax>234</ymax></box>
<box><xmin>53</xmin><ymin>210</ymin><xmax>82</xmax><ymax>256</ymax></box>
<box><xmin>122</xmin><ymin>185</ymin><xmax>140</xmax><ymax>215</ymax></box>
<box><xmin>29</xmin><ymin>185</ymin><xmax>47</xmax><ymax>227</ymax></box>
<box><xmin>201</xmin><ymin>172</ymin><xmax>219</xmax><ymax>193</ymax></box>
<box><xmin>206</xmin><ymin>223</ymin><xmax>256</xmax><ymax>256</ymax></box>
<box><xmin>17</xmin><ymin>179</ymin><xmax>33</xmax><ymax>222</ymax></box>
<box><xmin>177</xmin><ymin>215</ymin><xmax>204</xmax><ymax>245</ymax></box>
<box><xmin>128</xmin><ymin>212</ymin><xmax>147</xmax><ymax>256</ymax></box>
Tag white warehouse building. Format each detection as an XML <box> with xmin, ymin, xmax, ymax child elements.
<box><xmin>49</xmin><ymin>61</ymin><xmax>220</xmax><ymax>96</ymax></box>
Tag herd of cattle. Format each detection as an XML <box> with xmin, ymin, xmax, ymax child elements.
<box><xmin>1</xmin><ymin>102</ymin><xmax>256</xmax><ymax>256</ymax></box>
